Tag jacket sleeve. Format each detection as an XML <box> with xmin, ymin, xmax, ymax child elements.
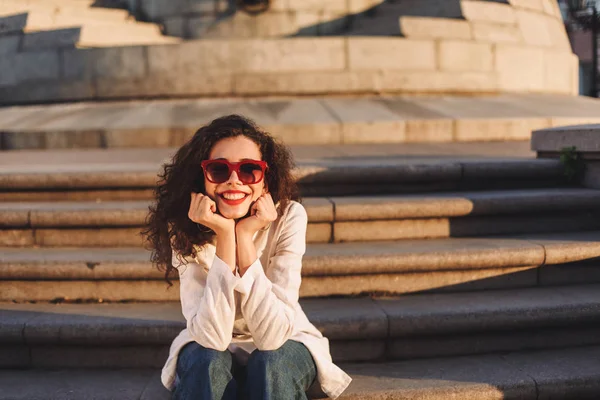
<box><xmin>174</xmin><ymin>245</ymin><xmax>239</xmax><ymax>351</ymax></box>
<box><xmin>235</xmin><ymin>202</ymin><xmax>307</xmax><ymax>350</ymax></box>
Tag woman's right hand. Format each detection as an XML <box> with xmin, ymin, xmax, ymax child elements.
<box><xmin>189</xmin><ymin>193</ymin><xmax>235</xmax><ymax>236</ymax></box>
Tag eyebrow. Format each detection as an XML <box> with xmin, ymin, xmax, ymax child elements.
<box><xmin>211</xmin><ymin>158</ymin><xmax>258</xmax><ymax>161</ymax></box>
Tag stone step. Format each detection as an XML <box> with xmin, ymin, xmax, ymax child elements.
<box><xmin>3</xmin><ymin>231</ymin><xmax>600</xmax><ymax>300</ymax></box>
<box><xmin>0</xmin><ymin>1</ymin><xmax>132</xmax><ymax>22</ymax></box>
<box><xmin>1</xmin><ymin>94</ymin><xmax>599</xmax><ymax>146</ymax></box>
<box><xmin>4</xmin><ymin>344</ymin><xmax>600</xmax><ymax>399</ymax></box>
<box><xmin>0</xmin><ymin>151</ymin><xmax>565</xmax><ymax>200</ymax></box>
<box><xmin>2</xmin><ymin>188</ymin><xmax>600</xmax><ymax>246</ymax></box>
<box><xmin>3</xmin><ymin>283</ymin><xmax>600</xmax><ymax>367</ymax></box>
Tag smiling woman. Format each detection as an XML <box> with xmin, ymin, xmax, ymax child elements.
<box><xmin>142</xmin><ymin>115</ymin><xmax>351</xmax><ymax>400</ymax></box>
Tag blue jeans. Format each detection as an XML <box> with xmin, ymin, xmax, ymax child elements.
<box><xmin>172</xmin><ymin>340</ymin><xmax>317</xmax><ymax>400</ymax></box>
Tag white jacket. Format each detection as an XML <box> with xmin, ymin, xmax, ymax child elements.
<box><xmin>161</xmin><ymin>201</ymin><xmax>352</xmax><ymax>399</ymax></box>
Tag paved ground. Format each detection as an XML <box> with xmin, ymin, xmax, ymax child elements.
<box><xmin>1</xmin><ymin>94</ymin><xmax>600</xmax><ymax>148</ymax></box>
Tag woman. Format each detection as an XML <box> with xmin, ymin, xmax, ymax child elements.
<box><xmin>143</xmin><ymin>115</ymin><xmax>351</xmax><ymax>399</ymax></box>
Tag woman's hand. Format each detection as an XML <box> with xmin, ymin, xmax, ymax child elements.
<box><xmin>236</xmin><ymin>193</ymin><xmax>277</xmax><ymax>238</ymax></box>
<box><xmin>189</xmin><ymin>192</ymin><xmax>235</xmax><ymax>236</ymax></box>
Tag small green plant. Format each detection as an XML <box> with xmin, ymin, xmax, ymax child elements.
<box><xmin>559</xmin><ymin>146</ymin><xmax>586</xmax><ymax>183</ymax></box>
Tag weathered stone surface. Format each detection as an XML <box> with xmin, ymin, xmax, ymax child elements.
<box><xmin>0</xmin><ymin>345</ymin><xmax>29</xmax><ymax>368</ymax></box>
<box><xmin>302</xmin><ymin>298</ymin><xmax>388</xmax><ymax>340</ymax></box>
<box><xmin>378</xmin><ymin>284</ymin><xmax>600</xmax><ymax>336</ymax></box>
<box><xmin>92</xmin><ymin>46</ymin><xmax>147</xmax><ymax>79</ymax></box>
<box><xmin>454</xmin><ymin>117</ymin><xmax>550</xmax><ymax>141</ymax></box>
<box><xmin>233</xmin><ymin>71</ymin><xmax>380</xmax><ymax>96</ymax></box>
<box><xmin>380</xmin><ymin>71</ymin><xmax>498</xmax><ymax>93</ymax></box>
<box><xmin>347</xmin><ymin>38</ymin><xmax>436</xmax><ymax>71</ymax></box>
<box><xmin>0</xmin><ymin>230</ymin><xmax>34</xmax><ymax>246</ymax></box>
<box><xmin>0</xmin><ymin>368</ymin><xmax>157</xmax><ymax>399</ymax></box>
<box><xmin>495</xmin><ymin>45</ymin><xmax>545</xmax><ymax>92</ymax></box>
<box><xmin>307</xmin><ymin>223</ymin><xmax>332</xmax><ymax>243</ymax></box>
<box><xmin>304</xmin><ymin>238</ymin><xmax>544</xmax><ymax>275</ymax></box>
<box><xmin>300</xmin><ymin>266</ymin><xmax>537</xmax><ymax>297</ymax></box>
<box><xmin>0</xmin><ymin>280</ymin><xmax>179</xmax><ymax>302</ymax></box>
<box><xmin>502</xmin><ymin>346</ymin><xmax>600</xmax><ymax>399</ymax></box>
<box><xmin>21</xmin><ymin>27</ymin><xmax>80</xmax><ymax>51</ymax></box>
<box><xmin>231</xmin><ymin>38</ymin><xmax>346</xmax><ymax>73</ymax></box>
<box><xmin>303</xmin><ymin>198</ymin><xmax>334</xmax><ymax>222</ymax></box>
<box><xmin>532</xmin><ymin>124</ymin><xmax>600</xmax><ymax>153</ymax></box>
<box><xmin>462</xmin><ymin>1</ymin><xmax>518</xmax><ymax>24</ymax></box>
<box><xmin>0</xmin><ymin>13</ymin><xmax>27</xmax><ymax>35</ymax></box>
<box><xmin>390</xmin><ymin>326</ymin><xmax>600</xmax><ymax>360</ymax></box>
<box><xmin>0</xmin><ymin>209</ymin><xmax>29</xmax><ymax>227</ymax></box>
<box><xmin>470</xmin><ymin>21</ymin><xmax>523</xmax><ymax>44</ymax></box>
<box><xmin>0</xmin><ymin>34</ymin><xmax>20</xmax><ymax>56</ymax></box>
<box><xmin>31</xmin><ymin>345</ymin><xmax>168</xmax><ymax>368</ymax></box>
<box><xmin>521</xmin><ymin>231</ymin><xmax>600</xmax><ymax>265</ymax></box>
<box><xmin>516</xmin><ymin>10</ymin><xmax>556</xmax><ymax>47</ymax></box>
<box><xmin>438</xmin><ymin>40</ymin><xmax>493</xmax><ymax>72</ymax></box>
<box><xmin>340</xmin><ymin>354</ymin><xmax>534</xmax><ymax>400</ymax></box>
<box><xmin>34</xmin><ymin>228</ymin><xmax>144</xmax><ymax>247</ymax></box>
<box><xmin>14</xmin><ymin>50</ymin><xmax>60</xmax><ymax>83</ymax></box>
<box><xmin>544</xmin><ymin>51</ymin><xmax>577</xmax><ymax>94</ymax></box>
<box><xmin>399</xmin><ymin>16</ymin><xmax>472</xmax><ymax>39</ymax></box>
<box><xmin>334</xmin><ymin>219</ymin><xmax>450</xmax><ymax>242</ymax></box>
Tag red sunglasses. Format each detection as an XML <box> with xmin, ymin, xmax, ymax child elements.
<box><xmin>201</xmin><ymin>159</ymin><xmax>268</xmax><ymax>184</ymax></box>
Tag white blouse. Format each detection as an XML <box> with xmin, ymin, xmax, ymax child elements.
<box><xmin>160</xmin><ymin>200</ymin><xmax>352</xmax><ymax>399</ymax></box>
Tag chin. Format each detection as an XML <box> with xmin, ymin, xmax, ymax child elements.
<box><xmin>219</xmin><ymin>206</ymin><xmax>250</xmax><ymax>220</ymax></box>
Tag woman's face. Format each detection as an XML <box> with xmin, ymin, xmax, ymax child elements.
<box><xmin>204</xmin><ymin>136</ymin><xmax>265</xmax><ymax>220</ymax></box>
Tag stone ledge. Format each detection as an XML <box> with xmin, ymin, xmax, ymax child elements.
<box><xmin>4</xmin><ymin>231</ymin><xmax>600</xmax><ymax>279</ymax></box>
<box><xmin>3</xmin><ymin>188</ymin><xmax>600</xmax><ymax>228</ymax></box>
<box><xmin>4</xmin><ymin>345</ymin><xmax>600</xmax><ymax>399</ymax></box>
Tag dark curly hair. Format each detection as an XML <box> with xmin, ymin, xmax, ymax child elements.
<box><xmin>142</xmin><ymin>114</ymin><xmax>300</xmax><ymax>287</ymax></box>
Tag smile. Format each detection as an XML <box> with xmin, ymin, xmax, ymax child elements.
<box><xmin>219</xmin><ymin>192</ymin><xmax>249</xmax><ymax>205</ymax></box>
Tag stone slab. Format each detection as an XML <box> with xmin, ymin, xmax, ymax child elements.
<box><xmin>389</xmin><ymin>325</ymin><xmax>600</xmax><ymax>360</ymax></box>
<box><xmin>6</xmin><ymin>346</ymin><xmax>600</xmax><ymax>400</ymax></box>
<box><xmin>376</xmin><ymin>283</ymin><xmax>600</xmax><ymax>336</ymax></box>
<box><xmin>0</xmin><ymin>13</ymin><xmax>27</xmax><ymax>35</ymax></box>
<box><xmin>300</xmin><ymin>266</ymin><xmax>537</xmax><ymax>297</ymax></box>
<box><xmin>21</xmin><ymin>27</ymin><xmax>80</xmax><ymax>51</ymax></box>
<box><xmin>532</xmin><ymin>124</ymin><xmax>600</xmax><ymax>152</ymax></box>
<box><xmin>340</xmin><ymin>353</ymin><xmax>534</xmax><ymax>400</ymax></box>
<box><xmin>501</xmin><ymin>346</ymin><xmax>600</xmax><ymax>399</ymax></box>
<box><xmin>1</xmin><ymin>95</ymin><xmax>598</xmax><ymax>146</ymax></box>
<box><xmin>399</xmin><ymin>16</ymin><xmax>472</xmax><ymax>39</ymax></box>
<box><xmin>0</xmin><ymin>369</ymin><xmax>157</xmax><ymax>400</ymax></box>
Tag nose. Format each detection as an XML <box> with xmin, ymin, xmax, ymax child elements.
<box><xmin>225</xmin><ymin>170</ymin><xmax>242</xmax><ymax>185</ymax></box>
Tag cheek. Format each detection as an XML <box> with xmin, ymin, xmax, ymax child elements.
<box><xmin>204</xmin><ymin>180</ymin><xmax>217</xmax><ymax>197</ymax></box>
<box><xmin>251</xmin><ymin>183</ymin><xmax>264</xmax><ymax>201</ymax></box>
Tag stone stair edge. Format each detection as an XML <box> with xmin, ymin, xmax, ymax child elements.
<box><xmin>3</xmin><ymin>283</ymin><xmax>600</xmax><ymax>345</ymax></box>
<box><xmin>0</xmin><ymin>158</ymin><xmax>564</xmax><ymax>190</ymax></box>
<box><xmin>7</xmin><ymin>346</ymin><xmax>600</xmax><ymax>400</ymax></box>
<box><xmin>5</xmin><ymin>344</ymin><xmax>600</xmax><ymax>400</ymax></box>
<box><xmin>1</xmin><ymin>94</ymin><xmax>597</xmax><ymax>145</ymax></box>
<box><xmin>1</xmin><ymin>187</ymin><xmax>599</xmax><ymax>226</ymax></box>
<box><xmin>2</xmin><ymin>231</ymin><xmax>600</xmax><ymax>278</ymax></box>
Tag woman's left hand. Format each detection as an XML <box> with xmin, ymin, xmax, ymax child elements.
<box><xmin>236</xmin><ymin>193</ymin><xmax>277</xmax><ymax>237</ymax></box>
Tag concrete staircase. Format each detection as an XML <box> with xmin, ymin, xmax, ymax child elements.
<box><xmin>3</xmin><ymin>143</ymin><xmax>600</xmax><ymax>398</ymax></box>
<box><xmin>0</xmin><ymin>0</ymin><xmax>180</xmax><ymax>47</ymax></box>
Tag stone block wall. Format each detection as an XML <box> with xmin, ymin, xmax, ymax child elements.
<box><xmin>0</xmin><ymin>0</ymin><xmax>578</xmax><ymax>104</ymax></box>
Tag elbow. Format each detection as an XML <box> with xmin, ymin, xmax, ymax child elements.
<box><xmin>253</xmin><ymin>318</ymin><xmax>295</xmax><ymax>351</ymax></box>
<box><xmin>187</xmin><ymin>321</ymin><xmax>231</xmax><ymax>352</ymax></box>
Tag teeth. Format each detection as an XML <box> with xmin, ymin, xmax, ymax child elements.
<box><xmin>222</xmin><ymin>193</ymin><xmax>246</xmax><ymax>200</ymax></box>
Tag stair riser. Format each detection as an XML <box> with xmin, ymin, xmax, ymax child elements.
<box><xmin>4</xmin><ymin>326</ymin><xmax>600</xmax><ymax>369</ymax></box>
<box><xmin>2</xmin><ymin>212</ymin><xmax>600</xmax><ymax>246</ymax></box>
<box><xmin>0</xmin><ymin>265</ymin><xmax>578</xmax><ymax>301</ymax></box>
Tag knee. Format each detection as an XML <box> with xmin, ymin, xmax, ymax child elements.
<box><xmin>247</xmin><ymin>347</ymin><xmax>286</xmax><ymax>374</ymax></box>
<box><xmin>179</xmin><ymin>342</ymin><xmax>231</xmax><ymax>377</ymax></box>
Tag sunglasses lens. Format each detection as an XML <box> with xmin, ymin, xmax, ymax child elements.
<box><xmin>205</xmin><ymin>162</ymin><xmax>230</xmax><ymax>183</ymax></box>
<box><xmin>239</xmin><ymin>162</ymin><xmax>264</xmax><ymax>184</ymax></box>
